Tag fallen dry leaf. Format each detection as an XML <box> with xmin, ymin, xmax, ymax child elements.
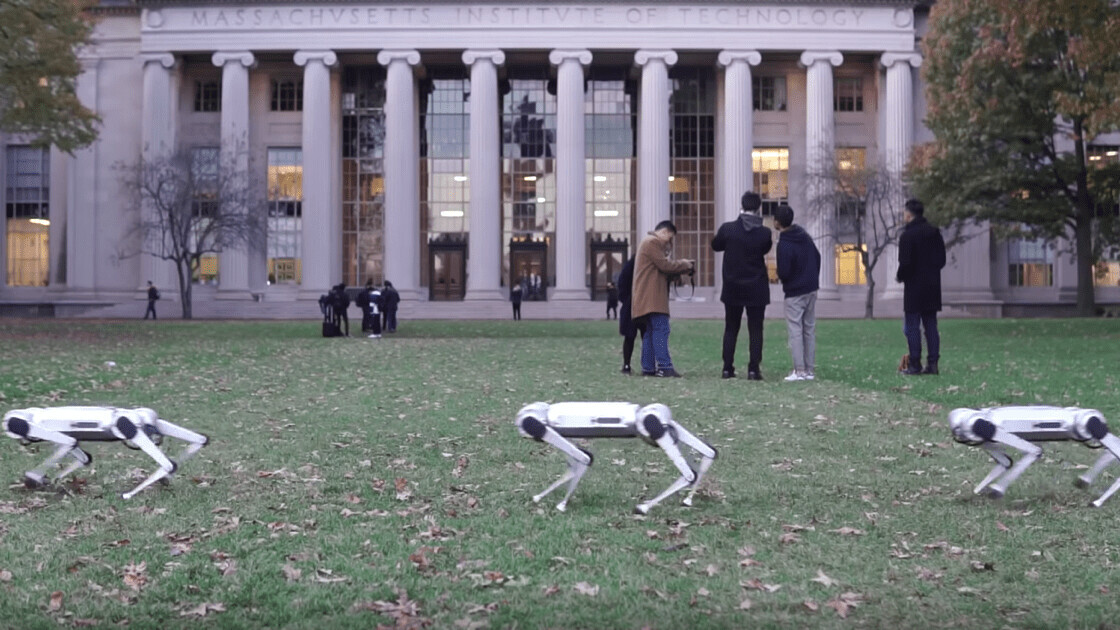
<box><xmin>804</xmin><ymin>600</ymin><xmax>819</xmax><ymax>612</ymax></box>
<box><xmin>542</xmin><ymin>584</ymin><xmax>560</xmax><ymax>596</ymax></box>
<box><xmin>829</xmin><ymin>527</ymin><xmax>866</xmax><ymax>536</ymax></box>
<box><xmin>811</xmin><ymin>569</ymin><xmax>837</xmax><ymax>588</ymax></box>
<box><xmin>122</xmin><ymin>562</ymin><xmax>148</xmax><ymax>591</ymax></box>
<box><xmin>0</xmin><ymin>569</ymin><xmax>11</xmax><ymax>582</ymax></box>
<box><xmin>48</xmin><ymin>591</ymin><xmax>63</xmax><ymax>612</ymax></box>
<box><xmin>825</xmin><ymin>592</ymin><xmax>864</xmax><ymax>618</ymax></box>
<box><xmin>282</xmin><ymin>564</ymin><xmax>302</xmax><ymax>582</ymax></box>
<box><xmin>573</xmin><ymin>582</ymin><xmax>599</xmax><ymax>596</ymax></box>
<box><xmin>741</xmin><ymin>578</ymin><xmax>781</xmax><ymax>593</ymax></box>
<box><xmin>739</xmin><ymin>598</ymin><xmax>753</xmax><ymax>610</ymax></box>
<box><xmin>180</xmin><ymin>602</ymin><xmax>226</xmax><ymax>618</ymax></box>
<box><xmin>970</xmin><ymin>561</ymin><xmax>995</xmax><ymax>572</ymax></box>
<box><xmin>779</xmin><ymin>532</ymin><xmax>801</xmax><ymax>545</ymax></box>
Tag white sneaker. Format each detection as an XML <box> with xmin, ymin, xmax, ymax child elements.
<box><xmin>784</xmin><ymin>371</ymin><xmax>805</xmax><ymax>382</ymax></box>
<box><xmin>803</xmin><ymin>372</ymin><xmax>815</xmax><ymax>381</ymax></box>
<box><xmin>368</xmin><ymin>334</ymin><xmax>382</xmax><ymax>339</ymax></box>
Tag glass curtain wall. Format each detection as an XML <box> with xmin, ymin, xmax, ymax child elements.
<box><xmin>342</xmin><ymin>67</ymin><xmax>387</xmax><ymax>287</ymax></box>
<box><xmin>4</xmin><ymin>146</ymin><xmax>50</xmax><ymax>287</ymax></box>
<box><xmin>669</xmin><ymin>66</ymin><xmax>716</xmax><ymax>286</ymax></box>
<box><xmin>419</xmin><ymin>70</ymin><xmax>471</xmax><ymax>289</ymax></box>
<box><xmin>190</xmin><ymin>146</ymin><xmax>220</xmax><ymax>284</ymax></box>
<box><xmin>753</xmin><ymin>147</ymin><xmax>789</xmax><ymax>282</ymax></box>
<box><xmin>585</xmin><ymin>68</ymin><xmax>638</xmax><ymax>255</ymax></box>
<box><xmin>501</xmin><ymin>70</ymin><xmax>556</xmax><ymax>290</ymax></box>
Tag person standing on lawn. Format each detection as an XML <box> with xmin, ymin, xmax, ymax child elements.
<box><xmin>711</xmin><ymin>191</ymin><xmax>772</xmax><ymax>380</ymax></box>
<box><xmin>896</xmin><ymin>198</ymin><xmax>946</xmax><ymax>375</ymax></box>
<box><xmin>631</xmin><ymin>220</ymin><xmax>695</xmax><ymax>378</ymax></box>
<box><xmin>774</xmin><ymin>204</ymin><xmax>821</xmax><ymax>382</ymax></box>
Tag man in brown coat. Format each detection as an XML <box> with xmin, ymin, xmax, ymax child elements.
<box><xmin>632</xmin><ymin>220</ymin><xmax>695</xmax><ymax>377</ymax></box>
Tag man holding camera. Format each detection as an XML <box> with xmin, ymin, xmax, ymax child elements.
<box><xmin>712</xmin><ymin>191</ymin><xmax>773</xmax><ymax>380</ymax></box>
<box><xmin>631</xmin><ymin>220</ymin><xmax>695</xmax><ymax>378</ymax></box>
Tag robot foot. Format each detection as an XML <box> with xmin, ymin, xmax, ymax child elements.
<box><xmin>984</xmin><ymin>487</ymin><xmax>1005</xmax><ymax>500</ymax></box>
<box><xmin>1074</xmin><ymin>477</ymin><xmax>1091</xmax><ymax>489</ymax></box>
<box><xmin>23</xmin><ymin>473</ymin><xmax>47</xmax><ymax>489</ymax></box>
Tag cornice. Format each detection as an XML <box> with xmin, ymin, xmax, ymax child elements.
<box><xmin>135</xmin><ymin>0</ymin><xmax>921</xmax><ymax>5</ymax></box>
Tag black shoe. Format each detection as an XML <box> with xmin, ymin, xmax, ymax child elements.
<box><xmin>902</xmin><ymin>364</ymin><xmax>923</xmax><ymax>375</ymax></box>
<box><xmin>747</xmin><ymin>370</ymin><xmax>763</xmax><ymax>381</ymax></box>
<box><xmin>922</xmin><ymin>361</ymin><xmax>939</xmax><ymax>375</ymax></box>
<box><xmin>655</xmin><ymin>368</ymin><xmax>682</xmax><ymax>378</ymax></box>
<box><xmin>722</xmin><ymin>369</ymin><xmax>736</xmax><ymax>379</ymax></box>
<box><xmin>621</xmin><ymin>365</ymin><xmax>632</xmax><ymax>375</ymax></box>
<box><xmin>641</xmin><ymin>370</ymin><xmax>657</xmax><ymax>377</ymax></box>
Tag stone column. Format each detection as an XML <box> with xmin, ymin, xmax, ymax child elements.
<box><xmin>718</xmin><ymin>50</ymin><xmax>761</xmax><ymax>225</ymax></box>
<box><xmin>800</xmin><ymin>51</ymin><xmax>843</xmax><ymax>299</ymax></box>
<box><xmin>462</xmin><ymin>49</ymin><xmax>505</xmax><ymax>300</ymax></box>
<box><xmin>377</xmin><ymin>50</ymin><xmax>422</xmax><ymax>300</ymax></box>
<box><xmin>294</xmin><ymin>50</ymin><xmax>338</xmax><ymax>298</ymax></box>
<box><xmin>879</xmin><ymin>52</ymin><xmax>923</xmax><ymax>301</ymax></box>
<box><xmin>635</xmin><ymin>50</ymin><xmax>677</xmax><ymax>241</ymax></box>
<box><xmin>140</xmin><ymin>53</ymin><xmax>179</xmax><ymax>297</ymax></box>
<box><xmin>66</xmin><ymin>57</ymin><xmax>98</xmax><ymax>295</ymax></box>
<box><xmin>549</xmin><ymin>49</ymin><xmax>593</xmax><ymax>300</ymax></box>
<box><xmin>212</xmin><ymin>51</ymin><xmax>255</xmax><ymax>298</ymax></box>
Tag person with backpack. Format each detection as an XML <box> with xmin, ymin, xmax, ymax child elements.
<box><xmin>367</xmin><ymin>284</ymin><xmax>383</xmax><ymax>339</ymax></box>
<box><xmin>330</xmin><ymin>283</ymin><xmax>351</xmax><ymax>337</ymax></box>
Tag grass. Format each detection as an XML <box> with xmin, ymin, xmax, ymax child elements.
<box><xmin>0</xmin><ymin>317</ymin><xmax>1119</xmax><ymax>629</ymax></box>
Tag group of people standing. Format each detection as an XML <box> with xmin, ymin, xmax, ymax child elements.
<box><xmin>323</xmin><ymin>280</ymin><xmax>400</xmax><ymax>338</ymax></box>
<box><xmin>615</xmin><ymin>192</ymin><xmax>945</xmax><ymax>381</ymax></box>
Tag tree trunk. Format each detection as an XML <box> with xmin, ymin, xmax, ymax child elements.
<box><xmin>176</xmin><ymin>260</ymin><xmax>192</xmax><ymax>319</ymax></box>
<box><xmin>1072</xmin><ymin>119</ymin><xmax>1097</xmax><ymax>317</ymax></box>
<box><xmin>864</xmin><ymin>278</ymin><xmax>876</xmax><ymax>319</ymax></box>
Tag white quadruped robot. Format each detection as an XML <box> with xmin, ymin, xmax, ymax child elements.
<box><xmin>516</xmin><ymin>402</ymin><xmax>717</xmax><ymax>514</ymax></box>
<box><xmin>950</xmin><ymin>406</ymin><xmax>1120</xmax><ymax>507</ymax></box>
<box><xmin>3</xmin><ymin>406</ymin><xmax>209</xmax><ymax>500</ymax></box>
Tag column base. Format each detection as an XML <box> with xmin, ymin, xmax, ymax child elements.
<box><xmin>550</xmin><ymin>287</ymin><xmax>590</xmax><ymax>301</ymax></box>
<box><xmin>817</xmin><ymin>286</ymin><xmax>841</xmax><ymax>300</ymax></box>
<box><xmin>394</xmin><ymin>288</ymin><xmax>427</xmax><ymax>302</ymax></box>
<box><xmin>879</xmin><ymin>284</ymin><xmax>904</xmax><ymax>301</ymax></box>
<box><xmin>215</xmin><ymin>289</ymin><xmax>255</xmax><ymax>301</ymax></box>
<box><xmin>464</xmin><ymin>289</ymin><xmax>505</xmax><ymax>301</ymax></box>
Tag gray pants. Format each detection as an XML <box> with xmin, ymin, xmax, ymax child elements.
<box><xmin>784</xmin><ymin>291</ymin><xmax>817</xmax><ymax>373</ymax></box>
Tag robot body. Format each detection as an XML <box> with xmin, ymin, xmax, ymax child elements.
<box><xmin>516</xmin><ymin>402</ymin><xmax>717</xmax><ymax>514</ymax></box>
<box><xmin>950</xmin><ymin>406</ymin><xmax>1120</xmax><ymax>506</ymax></box>
<box><xmin>3</xmin><ymin>406</ymin><xmax>209</xmax><ymax>500</ymax></box>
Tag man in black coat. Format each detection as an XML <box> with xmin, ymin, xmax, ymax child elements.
<box><xmin>711</xmin><ymin>191</ymin><xmax>773</xmax><ymax>380</ymax></box>
<box><xmin>381</xmin><ymin>280</ymin><xmax>400</xmax><ymax>332</ymax></box>
<box><xmin>896</xmin><ymin>199</ymin><xmax>946</xmax><ymax>375</ymax></box>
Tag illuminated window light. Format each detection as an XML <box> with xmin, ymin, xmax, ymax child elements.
<box><xmin>593</xmin><ymin>175</ymin><xmax>607</xmax><ymax>182</ymax></box>
<box><xmin>593</xmin><ymin>210</ymin><xmax>619</xmax><ymax>217</ymax></box>
<box><xmin>453</xmin><ymin>175</ymin><xmax>468</xmax><ymax>182</ymax></box>
<box><xmin>523</xmin><ymin>175</ymin><xmax>538</xmax><ymax>181</ymax></box>
<box><xmin>440</xmin><ymin>210</ymin><xmax>464</xmax><ymax>218</ymax></box>
<box><xmin>29</xmin><ymin>218</ymin><xmax>50</xmax><ymax>226</ymax></box>
<box><xmin>536</xmin><ymin>197</ymin><xmax>547</xmax><ymax>203</ymax></box>
<box><xmin>667</xmin><ymin>176</ymin><xmax>675</xmax><ymax>181</ymax></box>
<box><xmin>1108</xmin><ymin>151</ymin><xmax>1118</xmax><ymax>157</ymax></box>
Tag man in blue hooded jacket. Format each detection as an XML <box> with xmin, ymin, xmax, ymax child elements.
<box><xmin>775</xmin><ymin>204</ymin><xmax>821</xmax><ymax>382</ymax></box>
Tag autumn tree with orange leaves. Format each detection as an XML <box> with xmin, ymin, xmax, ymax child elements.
<box><xmin>910</xmin><ymin>0</ymin><xmax>1120</xmax><ymax>316</ymax></box>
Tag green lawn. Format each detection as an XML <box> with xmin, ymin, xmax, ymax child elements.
<box><xmin>0</xmin><ymin>317</ymin><xmax>1118</xmax><ymax>629</ymax></box>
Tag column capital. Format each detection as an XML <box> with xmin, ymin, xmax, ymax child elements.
<box><xmin>880</xmin><ymin>51</ymin><xmax>923</xmax><ymax>69</ymax></box>
<box><xmin>462</xmin><ymin>49</ymin><xmax>505</xmax><ymax>66</ymax></box>
<box><xmin>549</xmin><ymin>49</ymin><xmax>592</xmax><ymax>67</ymax></box>
<box><xmin>140</xmin><ymin>52</ymin><xmax>176</xmax><ymax>69</ymax></box>
<box><xmin>211</xmin><ymin>51</ymin><xmax>255</xmax><ymax>69</ymax></box>
<box><xmin>635</xmin><ymin>49</ymin><xmax>678</xmax><ymax>67</ymax></box>
<box><xmin>799</xmin><ymin>51</ymin><xmax>843</xmax><ymax>69</ymax></box>
<box><xmin>718</xmin><ymin>50</ymin><xmax>761</xmax><ymax>68</ymax></box>
<box><xmin>377</xmin><ymin>49</ymin><xmax>421</xmax><ymax>66</ymax></box>
<box><xmin>293</xmin><ymin>50</ymin><xmax>338</xmax><ymax>68</ymax></box>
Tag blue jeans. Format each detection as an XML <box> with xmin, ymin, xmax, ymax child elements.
<box><xmin>640</xmin><ymin>313</ymin><xmax>673</xmax><ymax>373</ymax></box>
<box><xmin>903</xmin><ymin>311</ymin><xmax>940</xmax><ymax>365</ymax></box>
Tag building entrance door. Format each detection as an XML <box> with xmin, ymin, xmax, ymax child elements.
<box><xmin>429</xmin><ymin>235</ymin><xmax>466</xmax><ymax>301</ymax></box>
<box><xmin>509</xmin><ymin>237</ymin><xmax>548</xmax><ymax>301</ymax></box>
<box><xmin>589</xmin><ymin>235</ymin><xmax>628</xmax><ymax>300</ymax></box>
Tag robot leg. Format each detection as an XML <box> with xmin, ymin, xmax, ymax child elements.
<box><xmin>983</xmin><ymin>427</ymin><xmax>1043</xmax><ymax>499</ymax></box>
<box><xmin>53</xmin><ymin>448</ymin><xmax>93</xmax><ymax>484</ymax></box>
<box><xmin>668</xmin><ymin>420</ymin><xmax>718</xmax><ymax>507</ymax></box>
<box><xmin>973</xmin><ymin>442</ymin><xmax>1014</xmax><ymax>496</ymax></box>
<box><xmin>154</xmin><ymin>419</ymin><xmax>209</xmax><ymax>464</ymax></box>
<box><xmin>519</xmin><ymin>414</ymin><xmax>592</xmax><ymax>512</ymax></box>
<box><xmin>114</xmin><ymin>416</ymin><xmax>176</xmax><ymax>500</ymax></box>
<box><xmin>1086</xmin><ymin>433</ymin><xmax>1120</xmax><ymax>507</ymax></box>
<box><xmin>4</xmin><ymin>416</ymin><xmax>79</xmax><ymax>488</ymax></box>
<box><xmin>635</xmin><ymin>406</ymin><xmax>697</xmax><ymax>515</ymax></box>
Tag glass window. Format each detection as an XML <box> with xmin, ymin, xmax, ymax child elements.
<box><xmin>419</xmin><ymin>70</ymin><xmax>470</xmax><ymax>288</ymax></box>
<box><xmin>834</xmin><ymin>77</ymin><xmax>863</xmax><ymax>112</ymax></box>
<box><xmin>194</xmin><ymin>80</ymin><xmax>221</xmax><ymax>112</ymax></box>
<box><xmin>5</xmin><ymin>145</ymin><xmax>50</xmax><ymax>286</ymax></box>
<box><xmin>669</xmin><ymin>66</ymin><xmax>717</xmax><ymax>287</ymax></box>
<box><xmin>271</xmin><ymin>78</ymin><xmax>303</xmax><ymax>112</ymax></box>
<box><xmin>190</xmin><ymin>147</ymin><xmax>219</xmax><ymax>284</ymax></box>
<box><xmin>1008</xmin><ymin>238</ymin><xmax>1053</xmax><ymax>287</ymax></box>
<box><xmin>585</xmin><ymin>67</ymin><xmax>637</xmax><ymax>264</ymax></box>
<box><xmin>753</xmin><ymin>147</ymin><xmax>789</xmax><ymax>283</ymax></box>
<box><xmin>835</xmin><ymin>244</ymin><xmax>867</xmax><ymax>285</ymax></box>
<box><xmin>267</xmin><ymin>148</ymin><xmax>302</xmax><ymax>284</ymax></box>
<box><xmin>752</xmin><ymin>76</ymin><xmax>787</xmax><ymax>112</ymax></box>
<box><xmin>342</xmin><ymin>66</ymin><xmax>387</xmax><ymax>287</ymax></box>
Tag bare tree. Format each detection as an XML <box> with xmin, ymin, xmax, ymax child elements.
<box><xmin>119</xmin><ymin>146</ymin><xmax>266</xmax><ymax>318</ymax></box>
<box><xmin>807</xmin><ymin>157</ymin><xmax>907</xmax><ymax>319</ymax></box>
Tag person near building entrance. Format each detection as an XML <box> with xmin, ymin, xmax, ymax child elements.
<box><xmin>632</xmin><ymin>220</ymin><xmax>695</xmax><ymax>378</ymax></box>
<box><xmin>330</xmin><ymin>283</ymin><xmax>351</xmax><ymax>337</ymax></box>
<box><xmin>616</xmin><ymin>256</ymin><xmax>647</xmax><ymax>374</ymax></box>
<box><xmin>510</xmin><ymin>282</ymin><xmax>522</xmax><ymax>320</ymax></box>
<box><xmin>605</xmin><ymin>281</ymin><xmax>619</xmax><ymax>320</ymax></box>
<box><xmin>144</xmin><ymin>281</ymin><xmax>160</xmax><ymax>320</ymax></box>
<box><xmin>897</xmin><ymin>198</ymin><xmax>946</xmax><ymax>375</ymax></box>
<box><xmin>774</xmin><ymin>204</ymin><xmax>821</xmax><ymax>382</ymax></box>
<box><xmin>381</xmin><ymin>280</ymin><xmax>400</xmax><ymax>333</ymax></box>
<box><xmin>711</xmin><ymin>191</ymin><xmax>773</xmax><ymax>380</ymax></box>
